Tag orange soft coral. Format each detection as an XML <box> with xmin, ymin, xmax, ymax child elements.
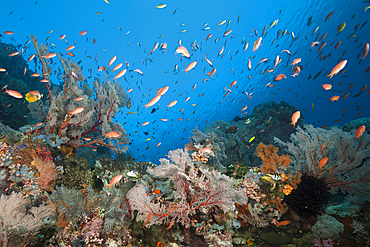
<box><xmin>255</xmin><ymin>142</ymin><xmax>291</xmax><ymax>173</ymax></box>
<box><xmin>287</xmin><ymin>171</ymin><xmax>302</xmax><ymax>189</ymax></box>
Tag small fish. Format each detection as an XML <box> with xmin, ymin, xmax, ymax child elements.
<box><xmin>105</xmin><ymin>131</ymin><xmax>120</xmax><ymax>138</ymax></box>
<box><xmin>217</xmin><ymin>20</ymin><xmax>226</xmax><ymax>26</ymax></box>
<box><xmin>4</xmin><ymin>89</ymin><xmax>23</xmax><ymax>99</ymax></box>
<box><xmin>276</xmin><ymin>220</ymin><xmax>290</xmax><ymax>227</ymax></box>
<box><xmin>155</xmin><ymin>4</ymin><xmax>167</xmax><ymax>9</ymax></box>
<box><xmin>290</xmin><ymin>111</ymin><xmax>300</xmax><ymax>128</ymax></box>
<box><xmin>126</xmin><ymin>171</ymin><xmax>138</xmax><ymax>178</ymax></box>
<box><xmin>324</xmin><ymin>11</ymin><xmax>334</xmax><ymax>22</ymax></box>
<box><xmin>249</xmin><ymin>136</ymin><xmax>255</xmax><ymax>142</ymax></box>
<box><xmin>106</xmin><ymin>175</ymin><xmax>122</xmax><ymax>190</ymax></box>
<box><xmin>307</xmin><ymin>16</ymin><xmax>313</xmax><ymax>26</ymax></box>
<box><xmin>266</xmin><ymin>173</ymin><xmax>283</xmax><ymax>180</ymax></box>
<box><xmin>104</xmin><ymin>0</ymin><xmax>110</xmax><ymax>4</ymax></box>
<box><xmin>262</xmin><ymin>176</ymin><xmax>276</xmax><ymax>191</ymax></box>
<box><xmin>337</xmin><ymin>22</ymin><xmax>346</xmax><ymax>35</ymax></box>
<box><xmin>25</xmin><ymin>91</ymin><xmax>43</xmax><ymax>103</ymax></box>
<box><xmin>225</xmin><ymin>125</ymin><xmax>239</xmax><ymax>134</ymax></box>
<box><xmin>319</xmin><ymin>157</ymin><xmax>328</xmax><ymax>169</ymax></box>
<box><xmin>356</xmin><ymin>125</ymin><xmax>366</xmax><ymax>138</ymax></box>
<box><xmin>329</xmin><ymin>95</ymin><xmax>340</xmax><ymax>103</ymax></box>
<box><xmin>327</xmin><ymin>60</ymin><xmax>347</xmax><ymax>78</ymax></box>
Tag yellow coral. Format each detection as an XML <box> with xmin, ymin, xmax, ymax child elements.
<box><xmin>247</xmin><ymin>238</ymin><xmax>253</xmax><ymax>246</ymax></box>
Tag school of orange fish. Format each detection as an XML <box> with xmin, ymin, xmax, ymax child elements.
<box><xmin>1</xmin><ymin>5</ymin><xmax>369</xmax><ymax>158</ymax></box>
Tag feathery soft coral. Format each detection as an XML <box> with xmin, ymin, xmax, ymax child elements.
<box><xmin>255</xmin><ymin>142</ymin><xmax>291</xmax><ymax>173</ymax></box>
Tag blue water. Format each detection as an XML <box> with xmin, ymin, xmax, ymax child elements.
<box><xmin>2</xmin><ymin>0</ymin><xmax>369</xmax><ymax>163</ymax></box>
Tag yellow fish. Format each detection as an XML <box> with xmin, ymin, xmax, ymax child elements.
<box><xmin>262</xmin><ymin>176</ymin><xmax>276</xmax><ymax>191</ymax></box>
<box><xmin>47</xmin><ymin>29</ymin><xmax>53</xmax><ymax>34</ymax></box>
<box><xmin>312</xmin><ymin>103</ymin><xmax>314</xmax><ymax>112</ymax></box>
<box><xmin>337</xmin><ymin>22</ymin><xmax>346</xmax><ymax>34</ymax></box>
<box><xmin>104</xmin><ymin>0</ymin><xmax>110</xmax><ymax>4</ymax></box>
<box><xmin>155</xmin><ymin>4</ymin><xmax>166</xmax><ymax>8</ymax></box>
<box><xmin>249</xmin><ymin>136</ymin><xmax>255</xmax><ymax>142</ymax></box>
<box><xmin>25</xmin><ymin>91</ymin><xmax>42</xmax><ymax>103</ymax></box>
<box><xmin>146</xmin><ymin>138</ymin><xmax>151</xmax><ymax>141</ymax></box>
<box><xmin>217</xmin><ymin>20</ymin><xmax>226</xmax><ymax>26</ymax></box>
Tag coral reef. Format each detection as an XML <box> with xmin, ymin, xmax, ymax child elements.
<box><xmin>26</xmin><ymin>35</ymin><xmax>130</xmax><ymax>154</ymax></box>
<box><xmin>127</xmin><ymin>149</ymin><xmax>247</xmax><ymax>228</ymax></box>
<box><xmin>274</xmin><ymin>124</ymin><xmax>370</xmax><ymax>202</ymax></box>
<box><xmin>311</xmin><ymin>214</ymin><xmax>344</xmax><ymax>240</ymax></box>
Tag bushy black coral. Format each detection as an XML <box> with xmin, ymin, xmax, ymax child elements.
<box><xmin>283</xmin><ymin>174</ymin><xmax>330</xmax><ymax>219</ymax></box>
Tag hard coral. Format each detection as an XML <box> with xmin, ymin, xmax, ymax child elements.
<box><xmin>255</xmin><ymin>142</ymin><xmax>291</xmax><ymax>173</ymax></box>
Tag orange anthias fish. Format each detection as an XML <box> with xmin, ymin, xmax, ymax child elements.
<box><xmin>319</xmin><ymin>157</ymin><xmax>328</xmax><ymax>169</ymax></box>
<box><xmin>175</xmin><ymin>46</ymin><xmax>190</xmax><ymax>58</ymax></box>
<box><xmin>106</xmin><ymin>174</ymin><xmax>122</xmax><ymax>190</ymax></box>
<box><xmin>355</xmin><ymin>125</ymin><xmax>366</xmax><ymax>139</ymax></box>
<box><xmin>5</xmin><ymin>89</ymin><xmax>23</xmax><ymax>99</ymax></box>
<box><xmin>108</xmin><ymin>56</ymin><xmax>117</xmax><ymax>67</ymax></box>
<box><xmin>327</xmin><ymin>60</ymin><xmax>347</xmax><ymax>79</ymax></box>
<box><xmin>184</xmin><ymin>61</ymin><xmax>197</xmax><ymax>73</ymax></box>
<box><xmin>276</xmin><ymin>220</ymin><xmax>290</xmax><ymax>227</ymax></box>
<box><xmin>290</xmin><ymin>111</ymin><xmax>300</xmax><ymax>128</ymax></box>
<box><xmin>252</xmin><ymin>37</ymin><xmax>262</xmax><ymax>52</ymax></box>
<box><xmin>207</xmin><ymin>68</ymin><xmax>216</xmax><ymax>77</ymax></box>
<box><xmin>329</xmin><ymin>96</ymin><xmax>340</xmax><ymax>103</ymax></box>
<box><xmin>167</xmin><ymin>101</ymin><xmax>177</xmax><ymax>108</ymax></box>
<box><xmin>310</xmin><ymin>41</ymin><xmax>319</xmax><ymax>48</ymax></box>
<box><xmin>105</xmin><ymin>131</ymin><xmax>120</xmax><ymax>138</ymax></box>
<box><xmin>71</xmin><ymin>107</ymin><xmax>84</xmax><ymax>115</ymax></box>
<box><xmin>322</xmin><ymin>84</ymin><xmax>332</xmax><ymax>90</ymax></box>
<box><xmin>290</xmin><ymin>58</ymin><xmax>301</xmax><ymax>66</ymax></box>
<box><xmin>112</xmin><ymin>63</ymin><xmax>123</xmax><ymax>72</ymax></box>
<box><xmin>274</xmin><ymin>74</ymin><xmax>287</xmax><ymax>81</ymax></box>
<box><xmin>291</xmin><ymin>66</ymin><xmax>301</xmax><ymax>77</ymax></box>
<box><xmin>362</xmin><ymin>43</ymin><xmax>369</xmax><ymax>60</ymax></box>
<box><xmin>144</xmin><ymin>95</ymin><xmax>161</xmax><ymax>109</ymax></box>
<box><xmin>157</xmin><ymin>86</ymin><xmax>169</xmax><ymax>96</ymax></box>
<box><xmin>113</xmin><ymin>69</ymin><xmax>127</xmax><ymax>80</ymax></box>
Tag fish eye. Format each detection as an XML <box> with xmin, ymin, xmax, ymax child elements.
<box><xmin>44</xmin><ymin>216</ymin><xmax>52</xmax><ymax>224</ymax></box>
